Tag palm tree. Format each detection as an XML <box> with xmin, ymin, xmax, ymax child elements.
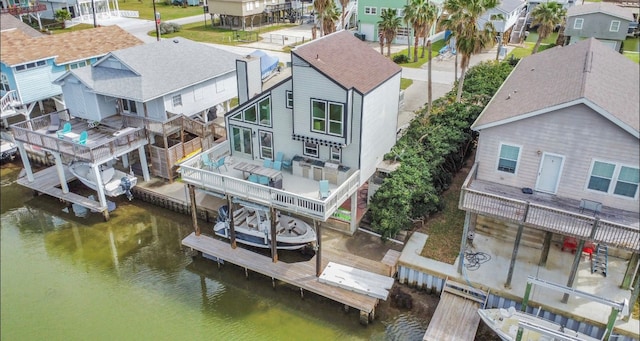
<box><xmin>339</xmin><ymin>0</ymin><xmax>349</xmax><ymax>30</ymax></box>
<box><xmin>404</xmin><ymin>0</ymin><xmax>437</xmax><ymax>63</ymax></box>
<box><xmin>313</xmin><ymin>0</ymin><xmax>331</xmax><ymax>36</ymax></box>
<box><xmin>442</xmin><ymin>0</ymin><xmax>498</xmax><ymax>102</ymax></box>
<box><xmin>378</xmin><ymin>8</ymin><xmax>403</xmax><ymax>57</ymax></box>
<box><xmin>321</xmin><ymin>2</ymin><xmax>340</xmax><ymax>35</ymax></box>
<box><xmin>530</xmin><ymin>1</ymin><xmax>566</xmax><ymax>54</ymax></box>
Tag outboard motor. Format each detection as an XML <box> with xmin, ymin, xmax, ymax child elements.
<box><xmin>120</xmin><ymin>177</ymin><xmax>133</xmax><ymax>201</ymax></box>
<box><xmin>217</xmin><ymin>205</ymin><xmax>229</xmax><ymax>223</ymax></box>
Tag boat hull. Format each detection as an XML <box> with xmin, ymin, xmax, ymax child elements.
<box><xmin>213</xmin><ymin>207</ymin><xmax>316</xmax><ymax>250</ymax></box>
<box><xmin>68</xmin><ymin>162</ymin><xmax>137</xmax><ymax>198</ymax></box>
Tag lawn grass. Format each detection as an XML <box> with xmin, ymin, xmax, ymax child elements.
<box><xmin>390</xmin><ymin>40</ymin><xmax>447</xmax><ymax>68</ymax></box>
<box><xmin>155</xmin><ymin>22</ymin><xmax>297</xmax><ymax>45</ymax></box>
<box><xmin>50</xmin><ymin>23</ymin><xmax>94</xmax><ymax>34</ymax></box>
<box><xmin>400</xmin><ymin>78</ymin><xmax>413</xmax><ymax>90</ymax></box>
<box><xmin>420</xmin><ymin>160</ymin><xmax>469</xmax><ymax>263</ymax></box>
<box><xmin>118</xmin><ymin>1</ymin><xmax>203</xmax><ymax>20</ymax></box>
<box><xmin>623</xmin><ymin>36</ymin><xmax>640</xmax><ymax>52</ymax></box>
<box><xmin>623</xmin><ymin>52</ymin><xmax>639</xmax><ymax>63</ymax></box>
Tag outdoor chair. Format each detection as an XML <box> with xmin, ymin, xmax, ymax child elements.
<box><xmin>46</xmin><ymin>114</ymin><xmax>61</xmax><ymax>133</ymax></box>
<box><xmin>319</xmin><ymin>180</ymin><xmax>331</xmax><ymax>199</ymax></box>
<box><xmin>212</xmin><ymin>156</ymin><xmax>228</xmax><ymax>172</ymax></box>
<box><xmin>258</xmin><ymin>175</ymin><xmax>270</xmax><ymax>185</ymax></box>
<box><xmin>273</xmin><ymin>161</ymin><xmax>282</xmax><ymax>171</ymax></box>
<box><xmin>57</xmin><ymin>122</ymin><xmax>71</xmax><ymax>139</ymax></box>
<box><xmin>201</xmin><ymin>154</ymin><xmax>215</xmax><ymax>170</ymax></box>
<box><xmin>263</xmin><ymin>159</ymin><xmax>273</xmax><ymax>168</ymax></box>
<box><xmin>275</xmin><ymin>152</ymin><xmax>292</xmax><ymax>170</ymax></box>
<box><xmin>248</xmin><ymin>174</ymin><xmax>259</xmax><ymax>183</ymax></box>
<box><xmin>73</xmin><ymin>131</ymin><xmax>88</xmax><ymax>145</ymax></box>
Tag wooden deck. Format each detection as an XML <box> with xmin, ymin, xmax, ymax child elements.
<box><xmin>182</xmin><ymin>232</ymin><xmax>389</xmax><ymax>316</ymax></box>
<box><xmin>423</xmin><ymin>279</ymin><xmax>488</xmax><ymax>341</ymax></box>
<box><xmin>16</xmin><ymin>166</ymin><xmax>106</xmax><ymax>213</ymax></box>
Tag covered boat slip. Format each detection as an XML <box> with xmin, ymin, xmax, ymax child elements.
<box><xmin>16</xmin><ymin>166</ymin><xmax>106</xmax><ymax>213</ymax></box>
<box><xmin>423</xmin><ymin>279</ymin><xmax>488</xmax><ymax>341</ymax></box>
<box><xmin>182</xmin><ymin>232</ymin><xmax>396</xmax><ymax>323</ymax></box>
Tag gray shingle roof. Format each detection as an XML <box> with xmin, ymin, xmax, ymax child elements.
<box><xmin>292</xmin><ymin>31</ymin><xmax>401</xmax><ymax>94</ymax></box>
<box><xmin>472</xmin><ymin>38</ymin><xmax>639</xmax><ymax>137</ymax></box>
<box><xmin>567</xmin><ymin>2</ymin><xmax>635</xmax><ymax>21</ymax></box>
<box><xmin>67</xmin><ymin>37</ymin><xmax>241</xmax><ymax>101</ymax></box>
<box><xmin>0</xmin><ymin>14</ymin><xmax>42</xmax><ymax>37</ymax></box>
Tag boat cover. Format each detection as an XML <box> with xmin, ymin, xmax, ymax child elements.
<box><xmin>249</xmin><ymin>50</ymin><xmax>279</xmax><ymax>79</ymax></box>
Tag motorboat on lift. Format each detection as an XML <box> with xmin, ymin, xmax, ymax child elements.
<box><xmin>68</xmin><ymin>161</ymin><xmax>136</xmax><ymax>200</ymax></box>
<box><xmin>213</xmin><ymin>205</ymin><xmax>316</xmax><ymax>250</ymax></box>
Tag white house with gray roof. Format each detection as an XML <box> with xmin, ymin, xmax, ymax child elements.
<box><xmin>54</xmin><ymin>37</ymin><xmax>240</xmax><ymax>123</ymax></box>
<box><xmin>564</xmin><ymin>2</ymin><xmax>635</xmax><ymax>51</ymax></box>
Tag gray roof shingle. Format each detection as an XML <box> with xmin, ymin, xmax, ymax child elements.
<box><xmin>68</xmin><ymin>37</ymin><xmax>241</xmax><ymax>101</ymax></box>
<box><xmin>292</xmin><ymin>31</ymin><xmax>401</xmax><ymax>94</ymax></box>
<box><xmin>0</xmin><ymin>13</ymin><xmax>43</xmax><ymax>37</ymax></box>
<box><xmin>472</xmin><ymin>38</ymin><xmax>639</xmax><ymax>137</ymax></box>
<box><xmin>567</xmin><ymin>2</ymin><xmax>635</xmax><ymax>21</ymax></box>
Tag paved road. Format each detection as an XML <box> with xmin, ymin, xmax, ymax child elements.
<box><xmin>91</xmin><ymin>14</ymin><xmax>511</xmax><ymax>126</ymax></box>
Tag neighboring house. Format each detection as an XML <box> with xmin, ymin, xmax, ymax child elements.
<box><xmin>564</xmin><ymin>2</ymin><xmax>634</xmax><ymax>50</ymax></box>
<box><xmin>356</xmin><ymin>0</ymin><xmax>445</xmax><ymax>44</ymax></box>
<box><xmin>1</xmin><ymin>25</ymin><xmax>142</xmax><ymax>126</ymax></box>
<box><xmin>477</xmin><ymin>0</ymin><xmax>528</xmax><ymax>46</ymax></box>
<box><xmin>0</xmin><ymin>13</ymin><xmax>43</xmax><ymax>37</ymax></box>
<box><xmin>37</xmin><ymin>0</ymin><xmax>122</xmax><ymax>21</ymax></box>
<box><xmin>1</xmin><ymin>1</ymin><xmax>47</xmax><ymax>30</ymax></box>
<box><xmin>179</xmin><ymin>31</ymin><xmax>402</xmax><ymax>232</ymax></box>
<box><xmin>459</xmin><ymin>38</ymin><xmax>639</xmax><ymax>290</ymax></box>
<box><xmin>207</xmin><ymin>0</ymin><xmax>303</xmax><ymax>29</ymax></box>
<box><xmin>54</xmin><ymin>37</ymin><xmax>240</xmax><ymax>180</ymax></box>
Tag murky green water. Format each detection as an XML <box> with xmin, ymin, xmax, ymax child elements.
<box><xmin>1</xmin><ymin>162</ymin><xmax>427</xmax><ymax>341</ymax></box>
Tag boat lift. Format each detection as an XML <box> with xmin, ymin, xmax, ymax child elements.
<box><xmin>519</xmin><ymin>276</ymin><xmax>629</xmax><ymax>341</ymax></box>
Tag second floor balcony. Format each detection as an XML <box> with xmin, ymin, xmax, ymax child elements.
<box><xmin>460</xmin><ymin>163</ymin><xmax>640</xmax><ymax>253</ymax></box>
<box><xmin>179</xmin><ymin>141</ymin><xmax>361</xmax><ymax>221</ymax></box>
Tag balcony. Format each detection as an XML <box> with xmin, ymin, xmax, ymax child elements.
<box><xmin>460</xmin><ymin>163</ymin><xmax>640</xmax><ymax>253</ymax></box>
<box><xmin>179</xmin><ymin>142</ymin><xmax>361</xmax><ymax>221</ymax></box>
<box><xmin>11</xmin><ymin>111</ymin><xmax>148</xmax><ymax>165</ymax></box>
<box><xmin>1</xmin><ymin>3</ymin><xmax>46</xmax><ymax>15</ymax></box>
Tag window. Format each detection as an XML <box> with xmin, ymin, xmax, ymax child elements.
<box><xmin>497</xmin><ymin>144</ymin><xmax>520</xmax><ymax>173</ymax></box>
<box><xmin>304</xmin><ymin>142</ymin><xmax>319</xmax><ymax>157</ymax></box>
<box><xmin>311</xmin><ymin>99</ymin><xmax>343</xmax><ymax>136</ymax></box>
<box><xmin>330</xmin><ymin>147</ymin><xmax>341</xmax><ymax>163</ymax></box>
<box><xmin>0</xmin><ymin>73</ymin><xmax>9</xmax><ymax>92</ymax></box>
<box><xmin>172</xmin><ymin>94</ymin><xmax>182</xmax><ymax>107</ymax></box>
<box><xmin>15</xmin><ymin>60</ymin><xmax>46</xmax><ymax>72</ymax></box>
<box><xmin>286</xmin><ymin>91</ymin><xmax>293</xmax><ymax>108</ymax></box>
<box><xmin>573</xmin><ymin>18</ymin><xmax>583</xmax><ymax>29</ymax></box>
<box><xmin>66</xmin><ymin>60</ymin><xmax>88</xmax><ymax>70</ymax></box>
<box><xmin>396</xmin><ymin>8</ymin><xmax>404</xmax><ymax>17</ymax></box>
<box><xmin>121</xmin><ymin>99</ymin><xmax>137</xmax><ymax>114</ymax></box>
<box><xmin>246</xmin><ymin>2</ymin><xmax>253</xmax><ymax>10</ymax></box>
<box><xmin>254</xmin><ymin>0</ymin><xmax>259</xmax><ymax>8</ymax></box>
<box><xmin>588</xmin><ymin>161</ymin><xmax>639</xmax><ymax>198</ymax></box>
<box><xmin>259</xmin><ymin>131</ymin><xmax>273</xmax><ymax>159</ymax></box>
<box><xmin>243</xmin><ymin>105</ymin><xmax>257</xmax><ymax>123</ymax></box>
<box><xmin>258</xmin><ymin>97</ymin><xmax>271</xmax><ymax>126</ymax></box>
<box><xmin>364</xmin><ymin>6</ymin><xmax>377</xmax><ymax>15</ymax></box>
<box><xmin>609</xmin><ymin>20</ymin><xmax>620</xmax><ymax>32</ymax></box>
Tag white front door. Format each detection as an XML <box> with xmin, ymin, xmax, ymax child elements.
<box><xmin>535</xmin><ymin>153</ymin><xmax>564</xmax><ymax>194</ymax></box>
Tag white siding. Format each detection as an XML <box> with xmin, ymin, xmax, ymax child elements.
<box><xmin>475</xmin><ymin>104</ymin><xmax>640</xmax><ymax>212</ymax></box>
<box><xmin>162</xmin><ymin>73</ymin><xmax>237</xmax><ymax>118</ymax></box>
<box><xmin>270</xmin><ymin>81</ymin><xmax>295</xmax><ymax>159</ymax></box>
<box><xmin>359</xmin><ymin>73</ymin><xmax>401</xmax><ymax>183</ymax></box>
<box><xmin>15</xmin><ymin>66</ymin><xmax>62</xmax><ymax>103</ymax></box>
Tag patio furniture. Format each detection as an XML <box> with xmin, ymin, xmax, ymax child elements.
<box><xmin>73</xmin><ymin>131</ymin><xmax>88</xmax><ymax>145</ymax></box>
<box><xmin>273</xmin><ymin>160</ymin><xmax>282</xmax><ymax>171</ymax></box>
<box><xmin>319</xmin><ymin>180</ymin><xmax>331</xmax><ymax>199</ymax></box>
<box><xmin>263</xmin><ymin>159</ymin><xmax>273</xmax><ymax>168</ymax></box>
<box><xmin>46</xmin><ymin>114</ymin><xmax>61</xmax><ymax>133</ymax></box>
<box><xmin>248</xmin><ymin>174</ymin><xmax>259</xmax><ymax>183</ymax></box>
<box><xmin>258</xmin><ymin>175</ymin><xmax>269</xmax><ymax>185</ymax></box>
<box><xmin>212</xmin><ymin>156</ymin><xmax>228</xmax><ymax>172</ymax></box>
<box><xmin>276</xmin><ymin>152</ymin><xmax>292</xmax><ymax>170</ymax></box>
<box><xmin>201</xmin><ymin>154</ymin><xmax>215</xmax><ymax>170</ymax></box>
<box><xmin>579</xmin><ymin>199</ymin><xmax>602</xmax><ymax>216</ymax></box>
<box><xmin>57</xmin><ymin>122</ymin><xmax>71</xmax><ymax>139</ymax></box>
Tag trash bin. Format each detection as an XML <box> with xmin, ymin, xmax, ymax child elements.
<box><xmin>354</xmin><ymin>32</ymin><xmax>365</xmax><ymax>41</ymax></box>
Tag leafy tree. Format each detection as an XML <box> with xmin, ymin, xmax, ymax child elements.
<box><xmin>530</xmin><ymin>1</ymin><xmax>566</xmax><ymax>54</ymax></box>
<box><xmin>442</xmin><ymin>0</ymin><xmax>498</xmax><ymax>102</ymax></box>
<box><xmin>321</xmin><ymin>1</ymin><xmax>340</xmax><ymax>35</ymax></box>
<box><xmin>403</xmin><ymin>0</ymin><xmax>438</xmax><ymax>62</ymax></box>
<box><xmin>313</xmin><ymin>0</ymin><xmax>331</xmax><ymax>36</ymax></box>
<box><xmin>378</xmin><ymin>8</ymin><xmax>403</xmax><ymax>57</ymax></box>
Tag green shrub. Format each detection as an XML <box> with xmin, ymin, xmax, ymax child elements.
<box><xmin>159</xmin><ymin>22</ymin><xmax>181</xmax><ymax>34</ymax></box>
<box><xmin>393</xmin><ymin>54</ymin><xmax>410</xmax><ymax>64</ymax></box>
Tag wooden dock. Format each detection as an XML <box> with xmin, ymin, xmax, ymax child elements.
<box><xmin>182</xmin><ymin>232</ymin><xmax>395</xmax><ymax>324</ymax></box>
<box><xmin>423</xmin><ymin>279</ymin><xmax>488</xmax><ymax>341</ymax></box>
<box><xmin>16</xmin><ymin>165</ymin><xmax>106</xmax><ymax>214</ymax></box>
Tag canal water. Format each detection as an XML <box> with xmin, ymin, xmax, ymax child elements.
<box><xmin>0</xmin><ymin>162</ymin><xmax>428</xmax><ymax>341</ymax></box>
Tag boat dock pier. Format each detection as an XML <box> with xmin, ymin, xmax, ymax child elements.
<box><xmin>16</xmin><ymin>165</ymin><xmax>109</xmax><ymax>218</ymax></box>
<box><xmin>423</xmin><ymin>278</ymin><xmax>488</xmax><ymax>341</ymax></box>
<box><xmin>182</xmin><ymin>232</ymin><xmax>398</xmax><ymax>325</ymax></box>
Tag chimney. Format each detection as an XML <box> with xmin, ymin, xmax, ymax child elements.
<box><xmin>236</xmin><ymin>55</ymin><xmax>262</xmax><ymax>105</ymax></box>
